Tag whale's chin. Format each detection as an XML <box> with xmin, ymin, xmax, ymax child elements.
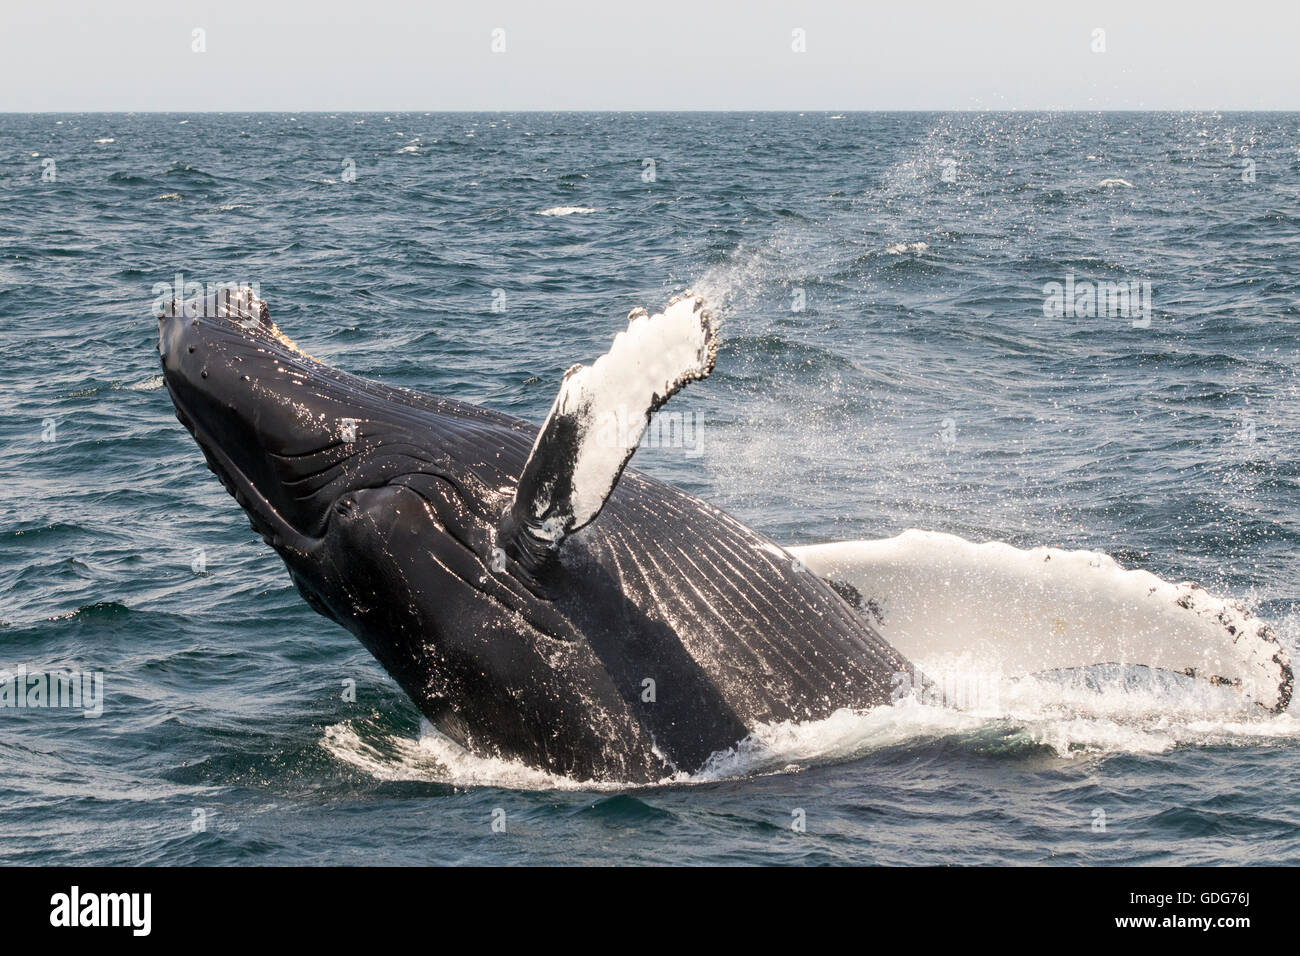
<box><xmin>165</xmin><ymin>378</ymin><xmax>323</xmax><ymax>554</ymax></box>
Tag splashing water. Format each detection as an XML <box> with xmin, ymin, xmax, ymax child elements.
<box><xmin>322</xmin><ymin>608</ymin><xmax>1300</xmax><ymax>792</ymax></box>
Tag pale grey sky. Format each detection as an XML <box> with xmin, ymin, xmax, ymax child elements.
<box><xmin>2</xmin><ymin>0</ymin><xmax>1298</xmax><ymax>111</ymax></box>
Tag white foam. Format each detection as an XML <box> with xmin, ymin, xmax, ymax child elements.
<box><xmin>537</xmin><ymin>206</ymin><xmax>597</xmax><ymax>216</ymax></box>
<box><xmin>116</xmin><ymin>375</ymin><xmax>164</xmax><ymax>392</ymax></box>
<box><xmin>322</xmin><ymin>719</ymin><xmax>643</xmax><ymax>791</ymax></box>
<box><xmin>884</xmin><ymin>241</ymin><xmax>929</xmax><ymax>254</ymax></box>
<box><xmin>321</xmin><ymin>681</ymin><xmax>1300</xmax><ymax>791</ymax></box>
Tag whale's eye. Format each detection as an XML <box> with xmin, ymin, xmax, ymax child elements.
<box><xmin>335</xmin><ymin>498</ymin><xmax>355</xmax><ymax>517</ymax></box>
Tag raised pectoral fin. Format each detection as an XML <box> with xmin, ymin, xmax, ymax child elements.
<box><xmin>498</xmin><ymin>292</ymin><xmax>717</xmax><ymax>572</ymax></box>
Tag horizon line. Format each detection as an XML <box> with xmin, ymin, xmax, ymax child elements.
<box><xmin>4</xmin><ymin>108</ymin><xmax>1299</xmax><ymax>115</ymax></box>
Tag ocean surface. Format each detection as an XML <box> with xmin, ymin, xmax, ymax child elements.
<box><xmin>2</xmin><ymin>112</ymin><xmax>1299</xmax><ymax>865</ymax></box>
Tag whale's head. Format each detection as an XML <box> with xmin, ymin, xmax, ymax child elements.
<box><xmin>157</xmin><ymin>288</ymin><xmax>521</xmax><ymax>610</ymax></box>
<box><xmin>159</xmin><ymin>290</ymin><xmax>336</xmax><ymax>553</ymax></box>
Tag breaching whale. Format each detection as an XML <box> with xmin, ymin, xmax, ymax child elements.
<box><xmin>158</xmin><ymin>288</ymin><xmax>1293</xmax><ymax>783</ymax></box>
<box><xmin>159</xmin><ymin>288</ymin><xmax>917</xmax><ymax>782</ymax></box>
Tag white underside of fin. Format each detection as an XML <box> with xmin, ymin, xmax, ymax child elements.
<box><xmin>788</xmin><ymin>530</ymin><xmax>1292</xmax><ymax>713</ymax></box>
<box><xmin>525</xmin><ymin>293</ymin><xmax>716</xmax><ymax>542</ymax></box>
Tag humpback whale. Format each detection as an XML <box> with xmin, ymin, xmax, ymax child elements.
<box><xmin>159</xmin><ymin>288</ymin><xmax>916</xmax><ymax>782</ymax></box>
<box><xmin>158</xmin><ymin>288</ymin><xmax>1293</xmax><ymax>783</ymax></box>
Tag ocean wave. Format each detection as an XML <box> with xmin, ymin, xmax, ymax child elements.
<box><xmin>44</xmin><ymin>601</ymin><xmax>135</xmax><ymax>623</ymax></box>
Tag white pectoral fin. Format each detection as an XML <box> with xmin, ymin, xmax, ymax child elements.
<box><xmin>789</xmin><ymin>530</ymin><xmax>1293</xmax><ymax>714</ymax></box>
<box><xmin>498</xmin><ymin>292</ymin><xmax>717</xmax><ymax>572</ymax></box>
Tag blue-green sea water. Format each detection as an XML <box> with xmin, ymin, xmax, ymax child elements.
<box><xmin>2</xmin><ymin>112</ymin><xmax>1299</xmax><ymax>864</ymax></box>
